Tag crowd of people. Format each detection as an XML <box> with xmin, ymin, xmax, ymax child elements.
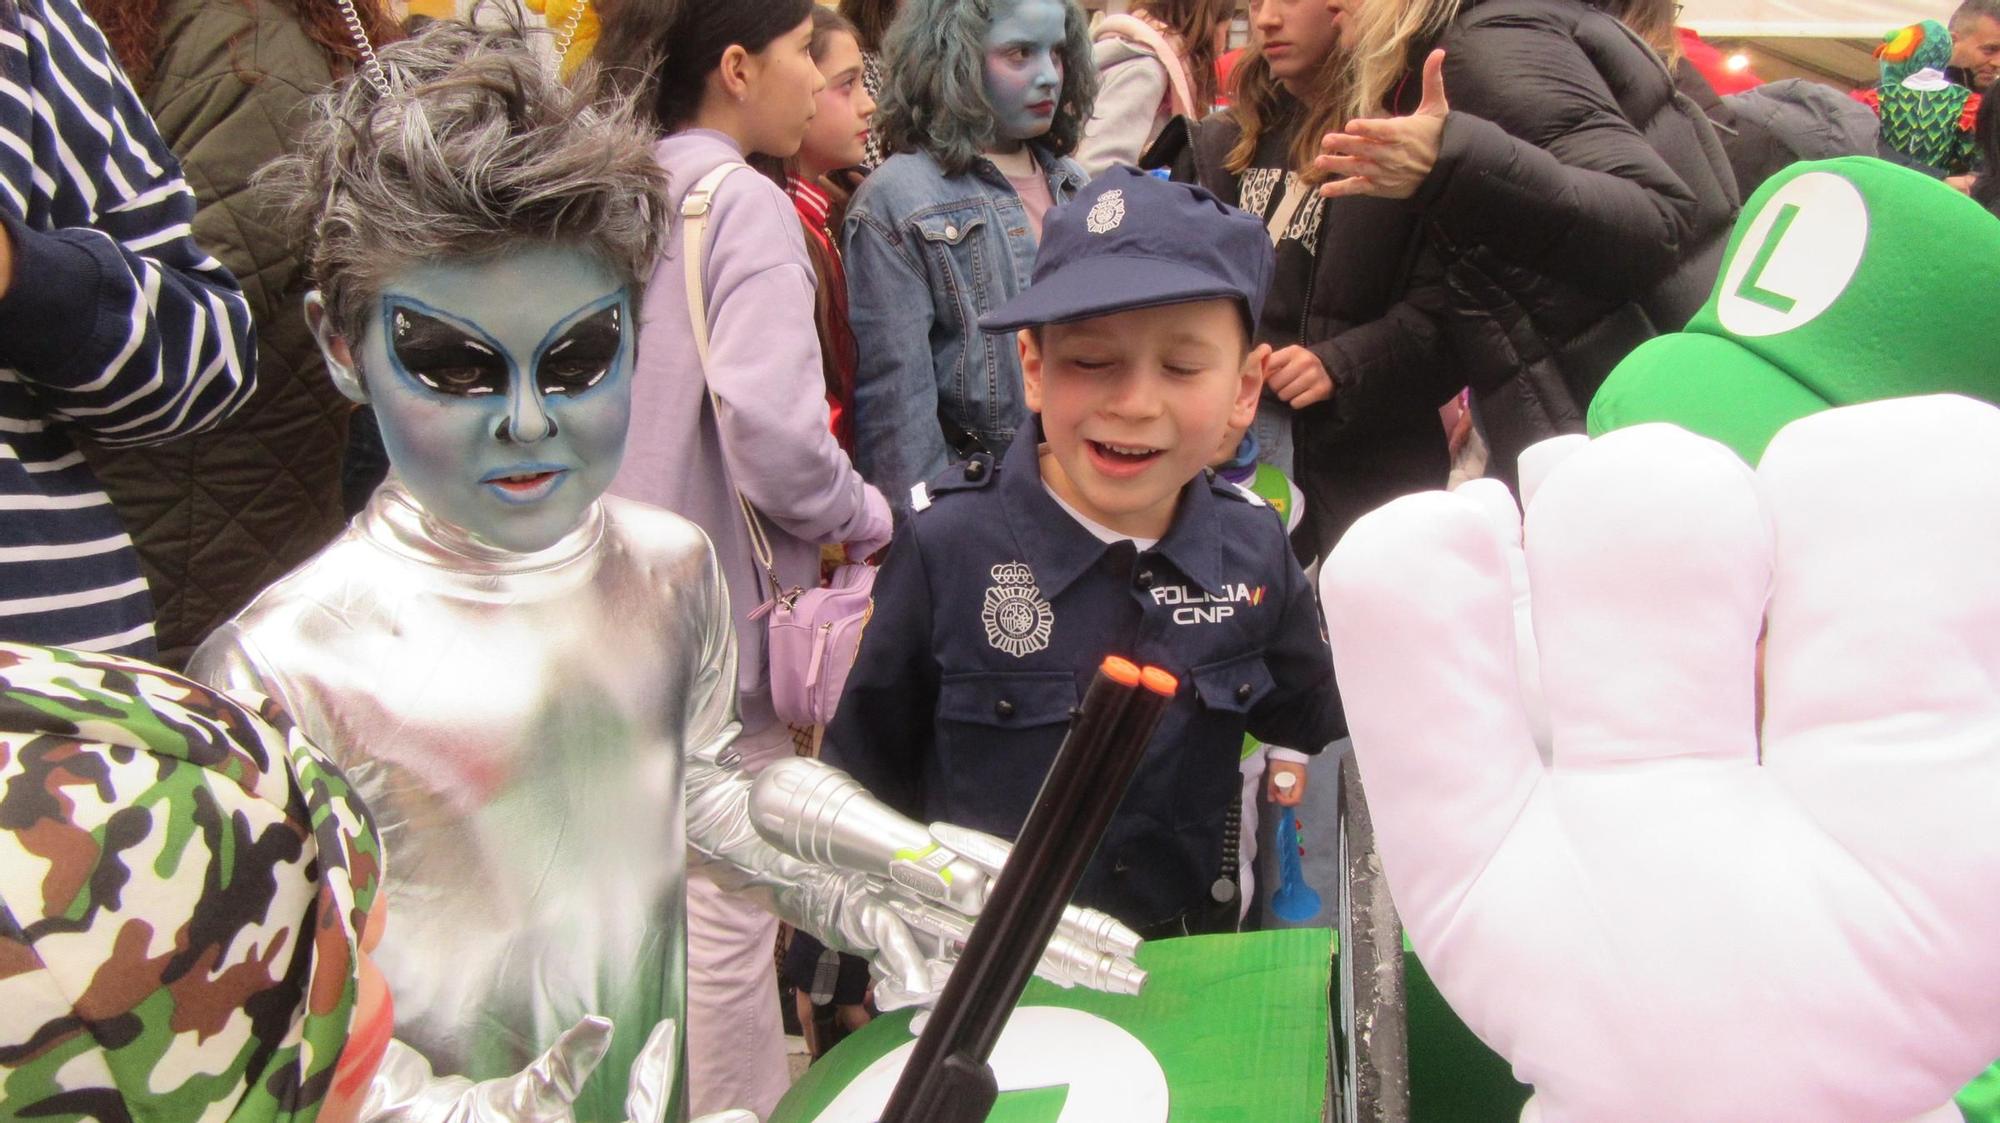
<box><xmin>0</xmin><ymin>0</ymin><xmax>1994</xmax><ymax>1118</ymax></box>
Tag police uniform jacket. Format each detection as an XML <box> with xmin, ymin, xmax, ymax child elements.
<box><xmin>824</xmin><ymin>423</ymin><xmax>1346</xmax><ymax>929</ymax></box>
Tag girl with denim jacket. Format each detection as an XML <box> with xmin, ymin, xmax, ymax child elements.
<box><xmin>593</xmin><ymin>3</ymin><xmax>892</xmax><ymax>1116</ymax></box>
<box><xmin>841</xmin><ymin>0</ymin><xmax>1099</xmax><ymax>513</ymax></box>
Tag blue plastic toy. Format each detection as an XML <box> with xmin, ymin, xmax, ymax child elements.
<box><xmin>1271</xmin><ymin>806</ymin><xmax>1323</xmax><ymax>923</ymax></box>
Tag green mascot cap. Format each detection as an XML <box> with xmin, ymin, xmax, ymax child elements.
<box><xmin>1588</xmin><ymin>157</ymin><xmax>2000</xmax><ymax>464</ymax></box>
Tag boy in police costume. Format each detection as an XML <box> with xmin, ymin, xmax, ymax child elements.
<box><xmin>824</xmin><ymin>167</ymin><xmax>1346</xmax><ymax>939</ymax></box>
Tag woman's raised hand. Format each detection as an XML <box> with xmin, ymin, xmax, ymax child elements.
<box><xmin>1316</xmin><ymin>49</ymin><xmax>1448</xmax><ymax>200</ymax></box>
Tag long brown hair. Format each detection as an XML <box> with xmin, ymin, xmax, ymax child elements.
<box><xmin>739</xmin><ymin>8</ymin><xmax>867</xmax><ymax>416</ymax></box>
<box><xmin>83</xmin><ymin>0</ymin><xmax>401</xmax><ymax>89</ymax></box>
<box><xmin>1129</xmin><ymin>0</ymin><xmax>1235</xmax><ymax>112</ymax></box>
<box><xmin>839</xmin><ymin>0</ymin><xmax>899</xmax><ymax>55</ymax></box>
<box><xmin>592</xmin><ymin>0</ymin><xmax>817</xmax><ymax>134</ymax></box>
<box><xmin>1225</xmin><ymin>34</ymin><xmax>1346</xmax><ymax>178</ymax></box>
<box><xmin>753</xmin><ymin>8</ymin><xmax>863</xmax><ymax>185</ymax></box>
<box><xmin>798</xmin><ymin>8</ymin><xmax>864</xmax><ymax>417</ymax></box>
<box><xmin>1605</xmin><ymin>0</ymin><xmax>1683</xmax><ymax>66</ymax></box>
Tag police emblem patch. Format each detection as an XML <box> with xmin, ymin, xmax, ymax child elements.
<box><xmin>1086</xmin><ymin>190</ymin><xmax>1126</xmax><ymax>235</ymax></box>
<box><xmin>982</xmin><ymin>562</ymin><xmax>1055</xmax><ymax>657</ymax></box>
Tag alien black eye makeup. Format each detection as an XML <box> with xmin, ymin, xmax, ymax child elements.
<box><xmin>537</xmin><ymin>303</ymin><xmax>623</xmax><ymax>396</ymax></box>
<box><xmin>388</xmin><ymin>302</ymin><xmax>511</xmax><ymax>397</ymax></box>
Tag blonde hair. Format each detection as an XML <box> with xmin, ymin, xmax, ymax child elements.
<box><xmin>1226</xmin><ymin>0</ymin><xmax>1459</xmax><ymax>183</ymax></box>
<box><xmin>1339</xmin><ymin>0</ymin><xmax>1459</xmax><ymax>126</ymax></box>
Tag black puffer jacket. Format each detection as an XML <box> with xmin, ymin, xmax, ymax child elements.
<box><xmin>1164</xmin><ymin>88</ymin><xmax>1458</xmax><ymax>559</ymax></box>
<box><xmin>1421</xmin><ymin>0</ymin><xmax>1739</xmax><ymax>485</ymax></box>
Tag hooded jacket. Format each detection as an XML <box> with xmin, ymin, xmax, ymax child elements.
<box><xmin>1076</xmin><ymin>16</ymin><xmax>1193</xmax><ymax>176</ymax></box>
<box><xmin>612</xmin><ymin>129</ymin><xmax>892</xmax><ymax>736</ymax></box>
<box><xmin>1677</xmin><ymin>63</ymin><xmax>1877</xmax><ymax>199</ymax></box>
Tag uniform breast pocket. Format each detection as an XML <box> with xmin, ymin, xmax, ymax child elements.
<box><xmin>935</xmin><ymin>670</ymin><xmax>1077</xmax><ymax>836</ymax></box>
<box><xmin>1176</xmin><ymin>653</ymin><xmax>1276</xmax><ymax>827</ymax></box>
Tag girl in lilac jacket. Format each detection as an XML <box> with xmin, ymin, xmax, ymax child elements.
<box><xmin>606</xmin><ymin>3</ymin><xmax>892</xmax><ymax>741</ymax></box>
<box><xmin>597</xmin><ymin>4</ymin><xmax>892</xmax><ymax>1115</ymax></box>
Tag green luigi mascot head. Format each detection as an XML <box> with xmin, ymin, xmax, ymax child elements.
<box><xmin>1588</xmin><ymin>156</ymin><xmax>2000</xmax><ymax>464</ymax></box>
<box><xmin>1588</xmin><ymin>155</ymin><xmax>2000</xmax><ymax>1122</ymax></box>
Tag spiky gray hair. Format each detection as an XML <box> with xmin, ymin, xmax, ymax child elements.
<box><xmin>264</xmin><ymin>17</ymin><xmax>668</xmax><ymax>340</ymax></box>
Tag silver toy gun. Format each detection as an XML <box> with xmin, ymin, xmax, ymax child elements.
<box><xmin>747</xmin><ymin>758</ymin><xmax>1147</xmax><ymax>998</ymax></box>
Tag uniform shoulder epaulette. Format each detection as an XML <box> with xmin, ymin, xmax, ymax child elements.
<box><xmin>910</xmin><ymin>453</ymin><xmax>998</xmax><ymax>513</ymax></box>
<box><xmin>1207</xmin><ymin>467</ymin><xmax>1264</xmax><ymax>507</ymax></box>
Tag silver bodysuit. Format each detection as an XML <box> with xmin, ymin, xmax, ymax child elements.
<box><xmin>189</xmin><ymin>482</ymin><xmax>874</xmax><ymax>1122</ymax></box>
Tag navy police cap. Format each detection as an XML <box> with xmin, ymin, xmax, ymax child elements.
<box><xmin>980</xmin><ymin>165</ymin><xmax>1275</xmax><ymax>333</ymax></box>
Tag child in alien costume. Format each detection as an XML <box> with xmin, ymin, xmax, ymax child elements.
<box><xmin>187</xmin><ymin>22</ymin><xmax>1140</xmax><ymax>1123</ymax></box>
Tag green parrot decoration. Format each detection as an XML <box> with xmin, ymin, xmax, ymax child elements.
<box><xmin>1866</xmin><ymin>20</ymin><xmax>1980</xmax><ymax>175</ymax></box>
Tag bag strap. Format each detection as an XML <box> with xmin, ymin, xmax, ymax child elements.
<box><xmin>1096</xmin><ymin>14</ymin><xmax>1197</xmax><ymax>120</ymax></box>
<box><xmin>682</xmin><ymin>162</ymin><xmax>785</xmax><ymax>601</ymax></box>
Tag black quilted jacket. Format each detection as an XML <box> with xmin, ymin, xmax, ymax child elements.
<box><xmin>1419</xmin><ymin>0</ymin><xmax>1740</xmax><ymax>486</ymax></box>
<box><xmin>1165</xmin><ymin>84</ymin><xmax>1458</xmax><ymax>560</ymax></box>
<box><xmin>81</xmin><ymin>0</ymin><xmax>352</xmax><ymax>668</ymax></box>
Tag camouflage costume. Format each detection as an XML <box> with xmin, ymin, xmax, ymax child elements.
<box><xmin>0</xmin><ymin>643</ymin><xmax>381</xmax><ymax>1121</ymax></box>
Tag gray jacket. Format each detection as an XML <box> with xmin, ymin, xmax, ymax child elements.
<box><xmin>1076</xmin><ymin>33</ymin><xmax>1177</xmax><ymax>176</ymax></box>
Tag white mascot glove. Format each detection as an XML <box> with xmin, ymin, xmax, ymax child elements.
<box><xmin>1321</xmin><ymin>396</ymin><xmax>2000</xmax><ymax>1122</ymax></box>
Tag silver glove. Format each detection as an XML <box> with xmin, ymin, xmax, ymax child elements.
<box><xmin>363</xmin><ymin>1017</ymin><xmax>753</xmax><ymax>1123</ymax></box>
<box><xmin>748</xmin><ymin>757</ymin><xmax>1147</xmax><ymax>1009</ymax></box>
<box><xmin>362</xmin><ymin>1017</ymin><xmax>612</xmax><ymax>1123</ymax></box>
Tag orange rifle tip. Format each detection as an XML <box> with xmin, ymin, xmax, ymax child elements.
<box><xmin>1100</xmin><ymin>656</ymin><xmax>1142</xmax><ymax>686</ymax></box>
<box><xmin>1139</xmin><ymin>666</ymin><xmax>1178</xmax><ymax>697</ymax></box>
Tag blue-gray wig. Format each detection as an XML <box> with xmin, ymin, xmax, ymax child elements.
<box><xmin>874</xmin><ymin>0</ymin><xmax>1099</xmax><ymax>177</ymax></box>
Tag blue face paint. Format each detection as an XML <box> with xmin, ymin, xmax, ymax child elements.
<box><xmin>358</xmin><ymin>245</ymin><xmax>634</xmax><ymax>553</ymax></box>
<box><xmin>982</xmin><ymin>0</ymin><xmax>1069</xmax><ymax>145</ymax></box>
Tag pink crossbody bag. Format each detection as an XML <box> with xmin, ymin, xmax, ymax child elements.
<box><xmin>682</xmin><ymin>163</ymin><xmax>876</xmax><ymax>727</ymax></box>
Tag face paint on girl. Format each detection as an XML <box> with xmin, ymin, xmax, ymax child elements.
<box><xmin>982</xmin><ymin>0</ymin><xmax>1069</xmax><ymax>147</ymax></box>
<box><xmin>355</xmin><ymin>245</ymin><xmax>635</xmax><ymax>553</ymax></box>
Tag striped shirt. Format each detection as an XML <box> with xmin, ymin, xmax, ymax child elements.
<box><xmin>0</xmin><ymin>0</ymin><xmax>254</xmax><ymax>657</ymax></box>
